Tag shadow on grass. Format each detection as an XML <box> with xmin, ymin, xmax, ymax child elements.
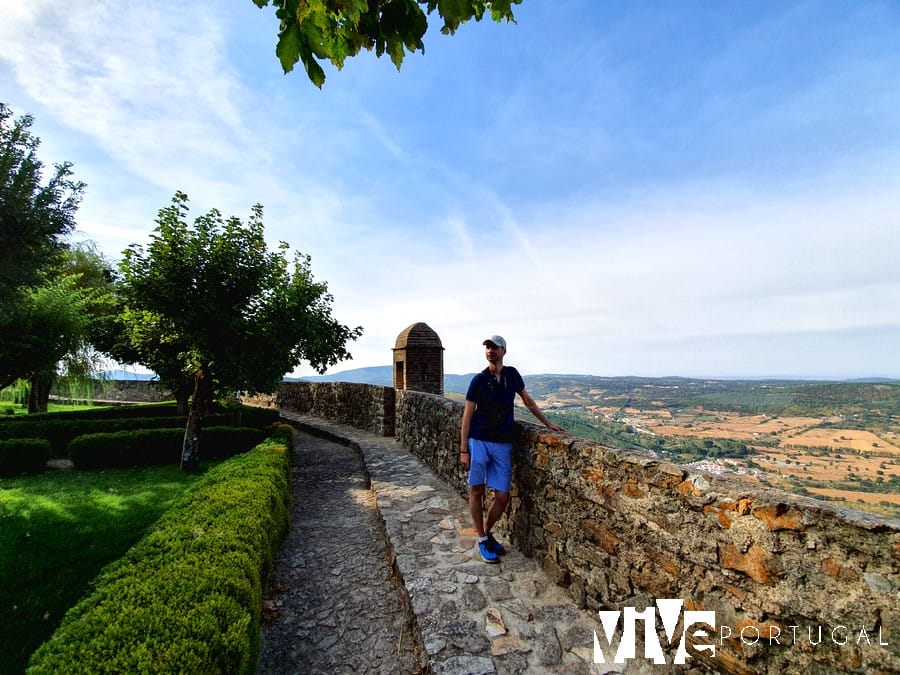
<box><xmin>0</xmin><ymin>463</ymin><xmax>213</xmax><ymax>674</ymax></box>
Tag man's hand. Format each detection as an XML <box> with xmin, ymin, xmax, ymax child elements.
<box><xmin>460</xmin><ymin>450</ymin><xmax>470</xmax><ymax>469</ymax></box>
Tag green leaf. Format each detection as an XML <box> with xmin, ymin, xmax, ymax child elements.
<box><xmin>275</xmin><ymin>21</ymin><xmax>302</xmax><ymax>74</ymax></box>
<box><xmin>490</xmin><ymin>0</ymin><xmax>520</xmax><ymax>23</ymax></box>
<box><xmin>299</xmin><ymin>45</ymin><xmax>327</xmax><ymax>88</ymax></box>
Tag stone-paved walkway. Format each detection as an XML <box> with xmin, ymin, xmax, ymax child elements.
<box><xmin>256</xmin><ymin>428</ymin><xmax>424</xmax><ymax>673</ymax></box>
<box><xmin>259</xmin><ymin>413</ymin><xmax>655</xmax><ymax>675</ymax></box>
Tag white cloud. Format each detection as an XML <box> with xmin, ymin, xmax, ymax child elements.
<box><xmin>0</xmin><ymin>1</ymin><xmax>353</xmax><ymax>247</ymax></box>
<box><xmin>3</xmin><ymin>0</ymin><xmax>898</xmax><ymax>379</ymax></box>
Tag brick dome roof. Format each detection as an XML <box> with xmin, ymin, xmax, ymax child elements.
<box><xmin>394</xmin><ymin>322</ymin><xmax>443</xmax><ymax>350</ymax></box>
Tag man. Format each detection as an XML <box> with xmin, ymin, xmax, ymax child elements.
<box><xmin>460</xmin><ymin>334</ymin><xmax>564</xmax><ymax>563</ymax></box>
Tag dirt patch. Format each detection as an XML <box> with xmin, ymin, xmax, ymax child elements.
<box><xmin>652</xmin><ymin>413</ymin><xmax>838</xmax><ymax>442</ymax></box>
<box><xmin>807</xmin><ymin>488</ymin><xmax>900</xmax><ymax>506</ymax></box>
<box><xmin>781</xmin><ymin>429</ymin><xmax>900</xmax><ymax>454</ymax></box>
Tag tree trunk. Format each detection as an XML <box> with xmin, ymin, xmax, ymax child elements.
<box><xmin>28</xmin><ymin>369</ymin><xmax>54</xmax><ymax>414</ymax></box>
<box><xmin>175</xmin><ymin>395</ymin><xmax>189</xmax><ymax>417</ymax></box>
<box><xmin>180</xmin><ymin>364</ymin><xmax>213</xmax><ymax>472</ymax></box>
<box><xmin>174</xmin><ymin>374</ymin><xmax>193</xmax><ymax>417</ymax></box>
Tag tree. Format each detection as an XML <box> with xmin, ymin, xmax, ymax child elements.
<box><xmin>117</xmin><ymin>191</ymin><xmax>363</xmax><ymax>470</ymax></box>
<box><xmin>0</xmin><ymin>243</ymin><xmax>116</xmax><ymax>411</ymax></box>
<box><xmin>0</xmin><ymin>102</ymin><xmax>84</xmax><ymax>301</ymax></box>
<box><xmin>98</xmin><ymin>305</ymin><xmax>196</xmax><ymax>414</ymax></box>
<box><xmin>0</xmin><ymin>276</ymin><xmax>102</xmax><ymax>409</ymax></box>
<box><xmin>40</xmin><ymin>243</ymin><xmax>118</xmax><ymax>411</ymax></box>
<box><xmin>252</xmin><ymin>0</ymin><xmax>521</xmax><ymax>87</ymax></box>
<box><xmin>0</xmin><ymin>103</ymin><xmax>115</xmax><ymax>412</ymax></box>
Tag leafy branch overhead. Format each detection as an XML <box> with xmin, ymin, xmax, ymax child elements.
<box><xmin>252</xmin><ymin>0</ymin><xmax>521</xmax><ymax>86</ymax></box>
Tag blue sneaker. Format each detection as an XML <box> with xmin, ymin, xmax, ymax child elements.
<box><xmin>478</xmin><ymin>538</ymin><xmax>499</xmax><ymax>563</ymax></box>
<box><xmin>485</xmin><ymin>532</ymin><xmax>506</xmax><ymax>556</ymax></box>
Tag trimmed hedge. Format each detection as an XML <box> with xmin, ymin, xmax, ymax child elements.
<box><xmin>0</xmin><ymin>438</ymin><xmax>51</xmax><ymax>477</ymax></box>
<box><xmin>27</xmin><ymin>426</ymin><xmax>293</xmax><ymax>675</ymax></box>
<box><xmin>0</xmin><ymin>401</ymin><xmax>271</xmax><ymax>423</ymax></box>
<box><xmin>0</xmin><ymin>402</ymin><xmax>180</xmax><ymax>424</ymax></box>
<box><xmin>0</xmin><ymin>407</ymin><xmax>280</xmax><ymax>456</ymax></box>
<box><xmin>0</xmin><ymin>417</ymin><xmax>178</xmax><ymax>456</ymax></box>
<box><xmin>203</xmin><ymin>426</ymin><xmax>269</xmax><ymax>460</ymax></box>
<box><xmin>67</xmin><ymin>429</ymin><xmax>182</xmax><ymax>469</ymax></box>
<box><xmin>68</xmin><ymin>426</ymin><xmax>269</xmax><ymax>470</ymax></box>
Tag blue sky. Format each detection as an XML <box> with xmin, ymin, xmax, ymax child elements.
<box><xmin>2</xmin><ymin>1</ymin><xmax>898</xmax><ymax>379</ymax></box>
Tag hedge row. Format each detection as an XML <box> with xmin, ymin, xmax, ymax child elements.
<box><xmin>0</xmin><ymin>438</ymin><xmax>51</xmax><ymax>477</ymax></box>
<box><xmin>0</xmin><ymin>407</ymin><xmax>280</xmax><ymax>456</ymax></box>
<box><xmin>68</xmin><ymin>426</ymin><xmax>268</xmax><ymax>469</ymax></box>
<box><xmin>0</xmin><ymin>402</ymin><xmax>179</xmax><ymax>424</ymax></box>
<box><xmin>27</xmin><ymin>426</ymin><xmax>293</xmax><ymax>675</ymax></box>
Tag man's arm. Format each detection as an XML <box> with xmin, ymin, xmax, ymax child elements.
<box><xmin>460</xmin><ymin>400</ymin><xmax>476</xmax><ymax>467</ymax></box>
<box><xmin>518</xmin><ymin>389</ymin><xmax>564</xmax><ymax>432</ymax></box>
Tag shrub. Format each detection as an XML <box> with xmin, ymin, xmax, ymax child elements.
<box><xmin>0</xmin><ymin>406</ymin><xmax>280</xmax><ymax>457</ymax></box>
<box><xmin>0</xmin><ymin>438</ymin><xmax>51</xmax><ymax>476</ymax></box>
<box><xmin>202</xmin><ymin>427</ymin><xmax>268</xmax><ymax>460</ymax></box>
<box><xmin>0</xmin><ymin>402</ymin><xmax>179</xmax><ymax>424</ymax></box>
<box><xmin>208</xmin><ymin>407</ymin><xmax>280</xmax><ymax>429</ymax></box>
<box><xmin>68</xmin><ymin>427</ymin><xmax>271</xmax><ymax>470</ymax></box>
<box><xmin>68</xmin><ymin>429</ymin><xmax>184</xmax><ymax>469</ymax></box>
<box><xmin>27</xmin><ymin>428</ymin><xmax>293</xmax><ymax>675</ymax></box>
<box><xmin>0</xmin><ymin>417</ymin><xmax>185</xmax><ymax>457</ymax></box>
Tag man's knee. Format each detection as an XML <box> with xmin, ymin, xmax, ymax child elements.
<box><xmin>469</xmin><ymin>484</ymin><xmax>486</xmax><ymax>499</ymax></box>
<box><xmin>493</xmin><ymin>491</ymin><xmax>510</xmax><ymax>508</ymax></box>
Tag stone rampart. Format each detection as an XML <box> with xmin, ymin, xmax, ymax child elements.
<box><xmin>280</xmin><ymin>382</ymin><xmax>900</xmax><ymax>673</ymax></box>
<box><xmin>276</xmin><ymin>381</ymin><xmax>395</xmax><ymax>437</ymax></box>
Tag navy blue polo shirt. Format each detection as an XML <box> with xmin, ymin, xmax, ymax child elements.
<box><xmin>466</xmin><ymin>366</ymin><xmax>525</xmax><ymax>442</ymax></box>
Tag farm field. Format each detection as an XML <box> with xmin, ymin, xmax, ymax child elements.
<box><xmin>518</xmin><ymin>376</ymin><xmax>900</xmax><ymax>519</ymax></box>
<box><xmin>651</xmin><ymin>410</ymin><xmax>899</xmax><ymax>516</ymax></box>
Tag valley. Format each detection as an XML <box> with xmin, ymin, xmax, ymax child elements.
<box><xmin>513</xmin><ymin>376</ymin><xmax>900</xmax><ymax>519</ymax></box>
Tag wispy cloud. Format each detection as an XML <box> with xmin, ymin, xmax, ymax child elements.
<box><xmin>2</xmin><ymin>0</ymin><xmax>897</xmax><ymax>378</ymax></box>
<box><xmin>2</xmin><ymin>4</ymin><xmax>241</xmax><ymax>174</ymax></box>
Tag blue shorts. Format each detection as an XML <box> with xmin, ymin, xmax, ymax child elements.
<box><xmin>467</xmin><ymin>438</ymin><xmax>513</xmax><ymax>492</ymax></box>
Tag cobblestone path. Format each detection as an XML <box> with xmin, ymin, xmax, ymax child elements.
<box><xmin>255</xmin><ymin>430</ymin><xmax>425</xmax><ymax>674</ymax></box>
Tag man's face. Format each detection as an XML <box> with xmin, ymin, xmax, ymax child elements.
<box><xmin>484</xmin><ymin>342</ymin><xmax>505</xmax><ymax>363</ymax></box>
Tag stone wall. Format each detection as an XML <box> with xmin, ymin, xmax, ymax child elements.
<box><xmin>276</xmin><ymin>381</ymin><xmax>395</xmax><ymax>437</ymax></box>
<box><xmin>281</xmin><ymin>383</ymin><xmax>900</xmax><ymax>673</ymax></box>
<box><xmin>51</xmin><ymin>379</ymin><xmax>171</xmax><ymax>403</ymax></box>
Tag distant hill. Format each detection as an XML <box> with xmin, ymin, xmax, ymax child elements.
<box><xmin>444</xmin><ymin>373</ymin><xmax>477</xmax><ymax>394</ymax></box>
<box><xmin>291</xmin><ymin>365</ymin><xmax>477</xmax><ymax>393</ymax></box>
<box><xmin>288</xmin><ymin>366</ymin><xmax>899</xmax><ymax>412</ymax></box>
<box><xmin>290</xmin><ymin>365</ymin><xmax>394</xmax><ymax>386</ymax></box>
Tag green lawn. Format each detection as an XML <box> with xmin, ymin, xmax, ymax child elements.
<box><xmin>0</xmin><ymin>464</ymin><xmax>212</xmax><ymax>674</ymax></box>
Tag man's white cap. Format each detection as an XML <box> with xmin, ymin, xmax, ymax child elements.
<box><xmin>483</xmin><ymin>335</ymin><xmax>507</xmax><ymax>349</ymax></box>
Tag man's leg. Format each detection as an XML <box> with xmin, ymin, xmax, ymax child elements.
<box><xmin>482</xmin><ymin>440</ymin><xmax>513</xmax><ymax>555</ymax></box>
<box><xmin>469</xmin><ymin>484</ymin><xmax>487</xmax><ymax>537</ymax></box>
<box><xmin>467</xmin><ymin>438</ymin><xmax>503</xmax><ymax>562</ymax></box>
<box><xmin>484</xmin><ymin>440</ymin><xmax>513</xmax><ymax>534</ymax></box>
<box><xmin>484</xmin><ymin>490</ymin><xmax>510</xmax><ymax>535</ymax></box>
<box><xmin>470</xmin><ymin>483</ymin><xmax>499</xmax><ymax>562</ymax></box>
